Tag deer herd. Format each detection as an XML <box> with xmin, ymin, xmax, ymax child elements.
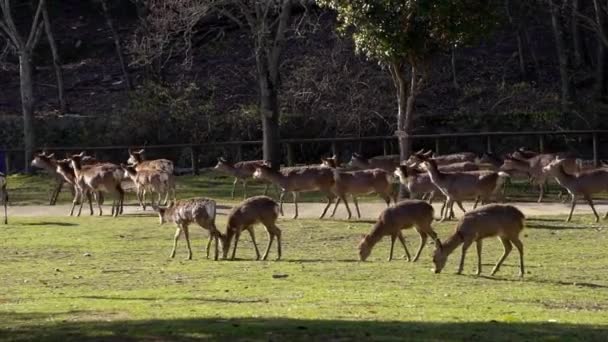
<box><xmin>3</xmin><ymin>145</ymin><xmax>604</xmax><ymax>277</ymax></box>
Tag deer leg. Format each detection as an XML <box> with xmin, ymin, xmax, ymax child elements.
<box><xmin>330</xmin><ymin>197</ymin><xmax>341</xmax><ymax>218</ymax></box>
<box><xmin>440</xmin><ymin>199</ymin><xmax>452</xmax><ymax>222</ymax></box>
<box><xmin>292</xmin><ymin>192</ymin><xmax>299</xmax><ymax>219</ymax></box>
<box><xmin>170</xmin><ymin>226</ymin><xmax>182</xmax><ymax>258</ymax></box>
<box><xmin>205</xmin><ymin>233</ymin><xmax>212</xmax><ymax>259</ymax></box>
<box><xmin>475</xmin><ymin>239</ymin><xmax>483</xmax><ymax>276</ymax></box>
<box><xmin>428</xmin><ymin>191</ymin><xmax>435</xmax><ymax>204</ymax></box>
<box><xmin>70</xmin><ymin>189</ymin><xmax>79</xmax><ymax>216</ymax></box>
<box><xmin>353</xmin><ymin>195</ymin><xmax>362</xmax><ymax>218</ymax></box>
<box><xmin>213</xmin><ymin>233</ymin><xmax>219</xmax><ymax>261</ymax></box>
<box><xmin>242</xmin><ymin>180</ymin><xmax>248</xmax><ymax>199</ymax></box>
<box><xmin>457</xmin><ymin>239</ymin><xmax>474</xmax><ymax>275</ymax></box>
<box><xmin>278</xmin><ymin>190</ymin><xmax>285</xmax><ymax>216</ymax></box>
<box><xmin>439</xmin><ymin>198</ymin><xmax>447</xmax><ymax>220</ymax></box>
<box><xmin>275</xmin><ymin>226</ymin><xmax>282</xmax><ymax>260</ymax></box>
<box><xmin>261</xmin><ymin>227</ymin><xmax>275</xmax><ymax>261</ymax></box>
<box><xmin>537</xmin><ymin>182</ymin><xmax>545</xmax><ymax>203</ymax></box>
<box><xmin>263</xmin><ymin>183</ymin><xmax>269</xmax><ymax>196</ymax></box>
<box><xmin>456</xmin><ymin>200</ymin><xmax>466</xmax><ymax>214</ymax></box>
<box><xmin>3</xmin><ymin>195</ymin><xmax>6</xmax><ymax>225</ymax></box>
<box><xmin>388</xmin><ymin>234</ymin><xmax>396</xmax><ymax>261</ymax></box>
<box><xmin>511</xmin><ymin>237</ymin><xmax>525</xmax><ymax>278</ymax></box>
<box><xmin>136</xmin><ymin>188</ymin><xmax>144</xmax><ymax>210</ymax></box>
<box><xmin>491</xmin><ymin>237</ymin><xmax>512</xmax><ymax>276</ymax></box>
<box><xmin>142</xmin><ymin>189</ymin><xmax>148</xmax><ymax>211</ymax></box>
<box><xmin>397</xmin><ymin>232</ymin><xmax>411</xmax><ymax>261</ymax></box>
<box><xmin>182</xmin><ymin>225</ymin><xmax>192</xmax><ymax>260</ymax></box>
<box><xmin>341</xmin><ymin>195</ymin><xmax>353</xmax><ymax>220</ymax></box>
<box><xmin>567</xmin><ymin>194</ymin><xmax>577</xmax><ymax>222</ymax></box>
<box><xmin>473</xmin><ymin>196</ymin><xmax>480</xmax><ymax>209</ymax></box>
<box><xmin>412</xmin><ymin>230</ymin><xmax>428</xmax><ymax>262</ymax></box>
<box><xmin>320</xmin><ymin>195</ymin><xmax>334</xmax><ymax>219</ymax></box>
<box><xmin>247</xmin><ymin>227</ymin><xmax>261</xmax><ymax>260</ymax></box>
<box><xmin>231</xmin><ymin>178</ymin><xmax>238</xmax><ymax>199</ymax></box>
<box><xmin>583</xmin><ymin>195</ymin><xmax>600</xmax><ymax>223</ymax></box>
<box><xmin>231</xmin><ymin>231</ymin><xmax>241</xmax><ymax>260</ymax></box>
<box><xmin>50</xmin><ymin>180</ymin><xmax>62</xmax><ymax>205</ymax></box>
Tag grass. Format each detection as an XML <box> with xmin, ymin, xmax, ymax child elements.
<box><xmin>0</xmin><ymin>212</ymin><xmax>607</xmax><ymax>341</ymax></box>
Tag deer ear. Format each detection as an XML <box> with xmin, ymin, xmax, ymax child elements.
<box><xmin>137</xmin><ymin>149</ymin><xmax>145</xmax><ymax>154</ymax></box>
<box><xmin>78</xmin><ymin>151</ymin><xmax>85</xmax><ymax>157</ymax></box>
<box><xmin>47</xmin><ymin>153</ymin><xmax>55</xmax><ymax>159</ymax></box>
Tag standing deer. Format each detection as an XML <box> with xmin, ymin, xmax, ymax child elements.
<box><xmin>56</xmin><ymin>158</ymin><xmax>98</xmax><ymax>216</ymax></box>
<box><xmin>0</xmin><ymin>172</ymin><xmax>8</xmax><ymax>224</ymax></box>
<box><xmin>154</xmin><ymin>198</ymin><xmax>223</xmax><ymax>260</ymax></box>
<box><xmin>394</xmin><ymin>165</ymin><xmax>437</xmax><ymax>202</ymax></box>
<box><xmin>252</xmin><ymin>162</ymin><xmax>336</xmax><ymax>219</ymax></box>
<box><xmin>213</xmin><ymin>157</ymin><xmax>271</xmax><ymax>199</ymax></box>
<box><xmin>31</xmin><ymin>152</ymin><xmax>68</xmax><ymax>205</ymax></box>
<box><xmin>221</xmin><ymin>196</ymin><xmax>282</xmax><ymax>261</ymax></box>
<box><xmin>322</xmin><ymin>156</ymin><xmax>395</xmax><ymax>219</ymax></box>
<box><xmin>432</xmin><ymin>204</ymin><xmax>525</xmax><ymax>277</ymax></box>
<box><xmin>359</xmin><ymin>200</ymin><xmax>439</xmax><ymax>262</ymax></box>
<box><xmin>121</xmin><ymin>164</ymin><xmax>176</xmax><ymax>210</ymax></box>
<box><xmin>543</xmin><ymin>157</ymin><xmax>608</xmax><ymax>222</ymax></box>
<box><xmin>127</xmin><ymin>148</ymin><xmax>174</xmax><ymax>173</ymax></box>
<box><xmin>349</xmin><ymin>153</ymin><xmax>400</xmax><ymax>173</ymax></box>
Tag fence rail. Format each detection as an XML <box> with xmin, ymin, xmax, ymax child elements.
<box><xmin>2</xmin><ymin>130</ymin><xmax>607</xmax><ymax>174</ymax></box>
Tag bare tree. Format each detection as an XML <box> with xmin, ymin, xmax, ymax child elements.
<box><xmin>0</xmin><ymin>0</ymin><xmax>45</xmax><ymax>172</ymax></box>
<box><xmin>42</xmin><ymin>2</ymin><xmax>67</xmax><ymax>112</ymax></box>
<box><xmin>549</xmin><ymin>0</ymin><xmax>574</xmax><ymax>111</ymax></box>
<box><xmin>98</xmin><ymin>0</ymin><xmax>132</xmax><ymax>90</ymax></box>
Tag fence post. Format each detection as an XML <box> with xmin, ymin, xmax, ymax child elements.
<box><xmin>434</xmin><ymin>138</ymin><xmax>440</xmax><ymax>154</ymax></box>
<box><xmin>4</xmin><ymin>151</ymin><xmax>10</xmax><ymax>175</ymax></box>
<box><xmin>235</xmin><ymin>143</ymin><xmax>243</xmax><ymax>161</ymax></box>
<box><xmin>486</xmin><ymin>135</ymin><xmax>492</xmax><ymax>154</ymax></box>
<box><xmin>538</xmin><ymin>135</ymin><xmax>545</xmax><ymax>153</ymax></box>
<box><xmin>593</xmin><ymin>132</ymin><xmax>598</xmax><ymax>167</ymax></box>
<box><xmin>191</xmin><ymin>146</ymin><xmax>199</xmax><ymax>175</ymax></box>
<box><xmin>286</xmin><ymin>143</ymin><xmax>295</xmax><ymax>166</ymax></box>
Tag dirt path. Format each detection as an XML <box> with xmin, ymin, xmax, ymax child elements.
<box><xmin>6</xmin><ymin>200</ymin><xmax>607</xmax><ymax>219</ymax></box>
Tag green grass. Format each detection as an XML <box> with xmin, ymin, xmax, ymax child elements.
<box><xmin>1</xmin><ymin>213</ymin><xmax>607</xmax><ymax>341</ymax></box>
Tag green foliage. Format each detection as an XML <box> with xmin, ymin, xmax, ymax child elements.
<box><xmin>320</xmin><ymin>0</ymin><xmax>498</xmax><ymax>64</ymax></box>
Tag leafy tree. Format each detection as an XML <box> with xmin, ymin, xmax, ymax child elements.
<box><xmin>320</xmin><ymin>0</ymin><xmax>497</xmax><ymax>161</ymax></box>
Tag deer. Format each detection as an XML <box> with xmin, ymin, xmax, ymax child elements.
<box><xmin>252</xmin><ymin>162</ymin><xmax>336</xmax><ymax>219</ymax></box>
<box><xmin>213</xmin><ymin>157</ymin><xmax>271</xmax><ymax>199</ymax></box>
<box><xmin>416</xmin><ymin>155</ymin><xmax>509</xmax><ymax>221</ymax></box>
<box><xmin>432</xmin><ymin>204</ymin><xmax>525</xmax><ymax>277</ymax></box>
<box><xmin>394</xmin><ymin>165</ymin><xmax>438</xmax><ymax>202</ymax></box>
<box><xmin>31</xmin><ymin>152</ymin><xmax>71</xmax><ymax>205</ymax></box>
<box><xmin>55</xmin><ymin>158</ymin><xmax>99</xmax><ymax>216</ymax></box>
<box><xmin>121</xmin><ymin>164</ymin><xmax>176</xmax><ymax>210</ymax></box>
<box><xmin>543</xmin><ymin>157</ymin><xmax>608</xmax><ymax>223</ymax></box>
<box><xmin>0</xmin><ymin>172</ymin><xmax>8</xmax><ymax>224</ymax></box>
<box><xmin>349</xmin><ymin>153</ymin><xmax>400</xmax><ymax>173</ymax></box>
<box><xmin>221</xmin><ymin>196</ymin><xmax>282</xmax><ymax>261</ymax></box>
<box><xmin>153</xmin><ymin>198</ymin><xmax>223</xmax><ymax>260</ymax></box>
<box><xmin>358</xmin><ymin>200</ymin><xmax>439</xmax><ymax>262</ymax></box>
<box><xmin>69</xmin><ymin>152</ymin><xmax>124</xmax><ymax>217</ymax></box>
<box><xmin>321</xmin><ymin>156</ymin><xmax>395</xmax><ymax>220</ymax></box>
<box><xmin>414</xmin><ymin>150</ymin><xmax>477</xmax><ymax>165</ymax></box>
<box><xmin>127</xmin><ymin>148</ymin><xmax>174</xmax><ymax>174</ymax></box>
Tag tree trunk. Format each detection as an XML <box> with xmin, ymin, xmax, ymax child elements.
<box><xmin>19</xmin><ymin>52</ymin><xmax>35</xmax><ymax>173</ymax></box>
<box><xmin>571</xmin><ymin>0</ymin><xmax>584</xmax><ymax>67</ymax></box>
<box><xmin>42</xmin><ymin>4</ymin><xmax>67</xmax><ymax>112</ymax></box>
<box><xmin>549</xmin><ymin>0</ymin><xmax>574</xmax><ymax>112</ymax></box>
<box><xmin>259</xmin><ymin>70</ymin><xmax>281</xmax><ymax>169</ymax></box>
<box><xmin>593</xmin><ymin>0</ymin><xmax>608</xmax><ymax>100</ymax></box>
<box><xmin>100</xmin><ymin>0</ymin><xmax>132</xmax><ymax>90</ymax></box>
<box><xmin>505</xmin><ymin>0</ymin><xmax>526</xmax><ymax>78</ymax></box>
<box><xmin>394</xmin><ymin>63</ymin><xmax>416</xmax><ymax>199</ymax></box>
<box><xmin>451</xmin><ymin>47</ymin><xmax>459</xmax><ymax>88</ymax></box>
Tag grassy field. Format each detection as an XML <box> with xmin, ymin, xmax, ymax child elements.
<box><xmin>1</xmin><ymin>211</ymin><xmax>607</xmax><ymax>341</ymax></box>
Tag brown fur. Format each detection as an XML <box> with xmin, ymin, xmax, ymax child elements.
<box><xmin>122</xmin><ymin>164</ymin><xmax>176</xmax><ymax>210</ymax></box>
<box><xmin>0</xmin><ymin>173</ymin><xmax>8</xmax><ymax>224</ymax></box>
<box><xmin>222</xmin><ymin>196</ymin><xmax>282</xmax><ymax>261</ymax></box>
<box><xmin>155</xmin><ymin>198</ymin><xmax>222</xmax><ymax>260</ymax></box>
<box><xmin>432</xmin><ymin>204</ymin><xmax>525</xmax><ymax>277</ymax></box>
<box><xmin>213</xmin><ymin>158</ymin><xmax>271</xmax><ymax>199</ymax></box>
<box><xmin>349</xmin><ymin>153</ymin><xmax>400</xmax><ymax>173</ymax></box>
<box><xmin>358</xmin><ymin>200</ymin><xmax>438</xmax><ymax>262</ymax></box>
<box><xmin>127</xmin><ymin>149</ymin><xmax>174</xmax><ymax>174</ymax></box>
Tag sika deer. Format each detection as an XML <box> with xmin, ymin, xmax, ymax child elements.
<box><xmin>394</xmin><ymin>165</ymin><xmax>437</xmax><ymax>202</ymax></box>
<box><xmin>322</xmin><ymin>156</ymin><xmax>395</xmax><ymax>219</ymax></box>
<box><xmin>121</xmin><ymin>164</ymin><xmax>176</xmax><ymax>210</ymax></box>
<box><xmin>127</xmin><ymin>148</ymin><xmax>174</xmax><ymax>174</ymax></box>
<box><xmin>213</xmin><ymin>157</ymin><xmax>271</xmax><ymax>199</ymax></box>
<box><xmin>221</xmin><ymin>196</ymin><xmax>282</xmax><ymax>261</ymax></box>
<box><xmin>419</xmin><ymin>156</ymin><xmax>509</xmax><ymax>221</ymax></box>
<box><xmin>154</xmin><ymin>198</ymin><xmax>223</xmax><ymax>260</ymax></box>
<box><xmin>543</xmin><ymin>157</ymin><xmax>608</xmax><ymax>222</ymax></box>
<box><xmin>349</xmin><ymin>153</ymin><xmax>400</xmax><ymax>173</ymax></box>
<box><xmin>252</xmin><ymin>162</ymin><xmax>336</xmax><ymax>219</ymax></box>
<box><xmin>56</xmin><ymin>159</ymin><xmax>97</xmax><ymax>216</ymax></box>
<box><xmin>0</xmin><ymin>172</ymin><xmax>8</xmax><ymax>224</ymax></box>
<box><xmin>70</xmin><ymin>152</ymin><xmax>124</xmax><ymax>217</ymax></box>
<box><xmin>359</xmin><ymin>200</ymin><xmax>439</xmax><ymax>262</ymax></box>
<box><xmin>413</xmin><ymin>150</ymin><xmax>477</xmax><ymax>165</ymax></box>
<box><xmin>432</xmin><ymin>204</ymin><xmax>525</xmax><ymax>277</ymax></box>
<box><xmin>31</xmin><ymin>152</ymin><xmax>69</xmax><ymax>205</ymax></box>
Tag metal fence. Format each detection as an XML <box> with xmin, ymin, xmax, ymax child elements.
<box><xmin>3</xmin><ymin>129</ymin><xmax>607</xmax><ymax>174</ymax></box>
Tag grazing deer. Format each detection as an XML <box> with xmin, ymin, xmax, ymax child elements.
<box><xmin>121</xmin><ymin>164</ymin><xmax>176</xmax><ymax>210</ymax></box>
<box><xmin>213</xmin><ymin>157</ymin><xmax>271</xmax><ymax>199</ymax></box>
<box><xmin>69</xmin><ymin>152</ymin><xmax>124</xmax><ymax>217</ymax></box>
<box><xmin>253</xmin><ymin>162</ymin><xmax>336</xmax><ymax>219</ymax></box>
<box><xmin>432</xmin><ymin>204</ymin><xmax>525</xmax><ymax>277</ymax></box>
<box><xmin>418</xmin><ymin>155</ymin><xmax>508</xmax><ymax>221</ymax></box>
<box><xmin>322</xmin><ymin>156</ymin><xmax>395</xmax><ymax>219</ymax></box>
<box><xmin>543</xmin><ymin>157</ymin><xmax>608</xmax><ymax>222</ymax></box>
<box><xmin>127</xmin><ymin>148</ymin><xmax>174</xmax><ymax>174</ymax></box>
<box><xmin>349</xmin><ymin>153</ymin><xmax>400</xmax><ymax>173</ymax></box>
<box><xmin>31</xmin><ymin>152</ymin><xmax>69</xmax><ymax>205</ymax></box>
<box><xmin>359</xmin><ymin>200</ymin><xmax>439</xmax><ymax>262</ymax></box>
<box><xmin>154</xmin><ymin>198</ymin><xmax>223</xmax><ymax>260</ymax></box>
<box><xmin>0</xmin><ymin>172</ymin><xmax>8</xmax><ymax>224</ymax></box>
<box><xmin>221</xmin><ymin>196</ymin><xmax>282</xmax><ymax>261</ymax></box>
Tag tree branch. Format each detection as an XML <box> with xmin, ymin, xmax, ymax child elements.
<box><xmin>25</xmin><ymin>0</ymin><xmax>45</xmax><ymax>50</ymax></box>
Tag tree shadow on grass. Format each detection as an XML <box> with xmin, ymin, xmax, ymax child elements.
<box><xmin>0</xmin><ymin>314</ymin><xmax>606</xmax><ymax>341</ymax></box>
<box><xmin>20</xmin><ymin>222</ymin><xmax>79</xmax><ymax>227</ymax></box>
<box><xmin>525</xmin><ymin>222</ymin><xmax>596</xmax><ymax>231</ymax></box>
<box><xmin>476</xmin><ymin>275</ymin><xmax>608</xmax><ymax>289</ymax></box>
